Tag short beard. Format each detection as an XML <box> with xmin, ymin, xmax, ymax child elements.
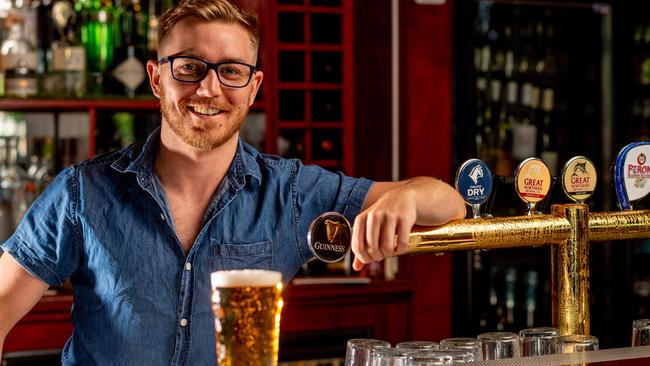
<box><xmin>159</xmin><ymin>84</ymin><xmax>248</xmax><ymax>150</ymax></box>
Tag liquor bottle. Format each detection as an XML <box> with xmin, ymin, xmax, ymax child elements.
<box><xmin>80</xmin><ymin>0</ymin><xmax>115</xmax><ymax>95</ymax></box>
<box><xmin>34</xmin><ymin>137</ymin><xmax>53</xmax><ymax>193</ymax></box>
<box><xmin>642</xmin><ymin>99</ymin><xmax>650</xmax><ymax>141</ymax></box>
<box><xmin>146</xmin><ymin>0</ymin><xmax>159</xmax><ymax>60</ymax></box>
<box><xmin>1</xmin><ymin>19</ymin><xmax>38</xmax><ymax>98</ymax></box>
<box><xmin>0</xmin><ymin>138</ymin><xmax>12</xmax><ymax>242</ymax></box>
<box><xmin>48</xmin><ymin>0</ymin><xmax>86</xmax><ymax>97</ymax></box>
<box><xmin>145</xmin><ymin>0</ymin><xmax>174</xmax><ymax>60</ymax></box>
<box><xmin>642</xmin><ymin>24</ymin><xmax>650</xmax><ymax>85</ymax></box>
<box><xmin>475</xmin><ymin>77</ymin><xmax>490</xmax><ymax>164</ymax></box>
<box><xmin>36</xmin><ymin>0</ymin><xmax>55</xmax><ymax>75</ymax></box>
<box><xmin>511</xmin><ymin>85</ymin><xmax>537</xmax><ymax>163</ymax></box>
<box><xmin>539</xmin><ymin>88</ymin><xmax>559</xmax><ymax>176</ymax></box>
<box><xmin>486</xmin><ymin>69</ymin><xmax>502</xmax><ymax>170</ymax></box>
<box><xmin>504</xmin><ymin>267</ymin><xmax>516</xmax><ymax>326</ymax></box>
<box><xmin>525</xmin><ymin>270</ymin><xmax>538</xmax><ymax>328</ymax></box>
<box><xmin>110</xmin><ymin>0</ymin><xmax>147</xmax><ymax>97</ymax></box>
<box><xmin>495</xmin><ymin>34</ymin><xmax>516</xmax><ymax>177</ymax></box>
<box><xmin>5</xmin><ymin>137</ymin><xmax>27</xmax><ymax>229</ymax></box>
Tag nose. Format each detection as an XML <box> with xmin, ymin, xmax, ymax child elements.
<box><xmin>195</xmin><ymin>68</ymin><xmax>223</xmax><ymax>97</ymax></box>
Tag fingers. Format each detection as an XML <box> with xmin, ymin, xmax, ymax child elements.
<box><xmin>352</xmin><ymin>212</ymin><xmax>402</xmax><ymax>270</ymax></box>
<box><xmin>353</xmin><ymin>257</ymin><xmax>365</xmax><ymax>271</ymax></box>
<box><xmin>366</xmin><ymin>213</ymin><xmax>384</xmax><ymax>262</ymax></box>
<box><xmin>352</xmin><ymin>214</ymin><xmax>373</xmax><ymax>265</ymax></box>
<box><xmin>379</xmin><ymin>214</ymin><xmax>398</xmax><ymax>259</ymax></box>
<box><xmin>395</xmin><ymin>219</ymin><xmax>410</xmax><ymax>255</ymax></box>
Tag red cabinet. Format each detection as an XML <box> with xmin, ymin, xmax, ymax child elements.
<box><xmin>5</xmin><ymin>282</ymin><xmax>411</xmax><ymax>362</ymax></box>
<box><xmin>4</xmin><ymin>293</ymin><xmax>73</xmax><ymax>352</ymax></box>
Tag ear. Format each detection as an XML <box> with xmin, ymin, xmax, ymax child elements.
<box><xmin>147</xmin><ymin>60</ymin><xmax>162</xmax><ymax>98</ymax></box>
<box><xmin>248</xmin><ymin>70</ymin><xmax>264</xmax><ymax>106</ymax></box>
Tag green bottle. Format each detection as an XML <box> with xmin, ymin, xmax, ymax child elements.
<box><xmin>80</xmin><ymin>0</ymin><xmax>115</xmax><ymax>95</ymax></box>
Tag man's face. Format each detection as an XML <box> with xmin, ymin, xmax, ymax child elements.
<box><xmin>147</xmin><ymin>19</ymin><xmax>263</xmax><ymax>151</ymax></box>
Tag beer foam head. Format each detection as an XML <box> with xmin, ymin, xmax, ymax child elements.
<box><xmin>211</xmin><ymin>269</ymin><xmax>282</xmax><ymax>289</ymax></box>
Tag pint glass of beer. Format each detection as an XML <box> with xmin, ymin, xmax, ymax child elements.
<box><xmin>211</xmin><ymin>269</ymin><xmax>283</xmax><ymax>366</ymax></box>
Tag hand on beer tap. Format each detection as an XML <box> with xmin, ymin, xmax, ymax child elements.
<box><xmin>351</xmin><ymin>177</ymin><xmax>467</xmax><ymax>271</ymax></box>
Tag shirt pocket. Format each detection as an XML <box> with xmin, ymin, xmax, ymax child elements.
<box><xmin>212</xmin><ymin>240</ymin><xmax>273</xmax><ymax>271</ymax></box>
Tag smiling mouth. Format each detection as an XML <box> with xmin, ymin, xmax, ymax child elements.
<box><xmin>188</xmin><ymin>105</ymin><xmax>223</xmax><ymax>116</ymax></box>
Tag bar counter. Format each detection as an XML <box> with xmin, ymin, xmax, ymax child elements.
<box><xmin>465</xmin><ymin>346</ymin><xmax>650</xmax><ymax>365</ymax></box>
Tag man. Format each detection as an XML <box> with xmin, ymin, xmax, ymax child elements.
<box><xmin>0</xmin><ymin>0</ymin><xmax>465</xmax><ymax>364</ymax></box>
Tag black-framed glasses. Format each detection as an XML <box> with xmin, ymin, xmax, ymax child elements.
<box><xmin>158</xmin><ymin>55</ymin><xmax>257</xmax><ymax>88</ymax></box>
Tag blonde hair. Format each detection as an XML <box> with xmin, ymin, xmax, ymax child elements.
<box><xmin>158</xmin><ymin>0</ymin><xmax>259</xmax><ymax>55</ymax></box>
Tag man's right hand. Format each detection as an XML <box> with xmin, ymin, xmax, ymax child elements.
<box><xmin>0</xmin><ymin>252</ymin><xmax>50</xmax><ymax>360</ymax></box>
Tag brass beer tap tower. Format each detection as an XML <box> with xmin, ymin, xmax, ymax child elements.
<box><xmin>308</xmin><ymin>145</ymin><xmax>650</xmax><ymax>337</ymax></box>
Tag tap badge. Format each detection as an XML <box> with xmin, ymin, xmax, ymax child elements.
<box><xmin>631</xmin><ymin>153</ymin><xmax>650</xmax><ymax>189</ymax></box>
<box><xmin>561</xmin><ymin>156</ymin><xmax>597</xmax><ymax>203</ymax></box>
<box><xmin>307</xmin><ymin>212</ymin><xmax>351</xmax><ymax>263</ymax></box>
<box><xmin>515</xmin><ymin>158</ymin><xmax>551</xmax><ymax>204</ymax></box>
<box><xmin>615</xmin><ymin>142</ymin><xmax>650</xmax><ymax>210</ymax></box>
<box><xmin>325</xmin><ymin>219</ymin><xmax>342</xmax><ymax>242</ymax></box>
<box><xmin>455</xmin><ymin>159</ymin><xmax>493</xmax><ymax>206</ymax></box>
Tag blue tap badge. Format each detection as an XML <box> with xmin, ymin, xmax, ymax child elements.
<box><xmin>614</xmin><ymin>142</ymin><xmax>650</xmax><ymax>210</ymax></box>
<box><xmin>455</xmin><ymin>159</ymin><xmax>493</xmax><ymax>206</ymax></box>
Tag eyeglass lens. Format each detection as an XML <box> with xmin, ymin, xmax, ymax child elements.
<box><xmin>171</xmin><ymin>57</ymin><xmax>253</xmax><ymax>87</ymax></box>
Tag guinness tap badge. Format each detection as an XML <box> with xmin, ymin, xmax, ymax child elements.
<box><xmin>561</xmin><ymin>156</ymin><xmax>597</xmax><ymax>203</ymax></box>
<box><xmin>308</xmin><ymin>212</ymin><xmax>352</xmax><ymax>263</ymax></box>
<box><xmin>515</xmin><ymin>157</ymin><xmax>551</xmax><ymax>215</ymax></box>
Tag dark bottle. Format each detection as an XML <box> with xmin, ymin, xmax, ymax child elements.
<box><xmin>109</xmin><ymin>0</ymin><xmax>148</xmax><ymax>97</ymax></box>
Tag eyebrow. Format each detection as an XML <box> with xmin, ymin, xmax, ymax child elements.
<box><xmin>165</xmin><ymin>49</ymin><xmax>251</xmax><ymax>65</ymax></box>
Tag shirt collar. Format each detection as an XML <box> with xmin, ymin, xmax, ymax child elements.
<box><xmin>229</xmin><ymin>139</ymin><xmax>262</xmax><ymax>189</ymax></box>
<box><xmin>111</xmin><ymin>128</ymin><xmax>262</xmax><ymax>187</ymax></box>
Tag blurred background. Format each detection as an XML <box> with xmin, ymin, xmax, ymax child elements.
<box><xmin>2</xmin><ymin>0</ymin><xmax>650</xmax><ymax>364</ymax></box>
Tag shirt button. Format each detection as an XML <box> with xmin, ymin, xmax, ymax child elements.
<box><xmin>160</xmin><ymin>213</ymin><xmax>165</xmax><ymax>221</ymax></box>
<box><xmin>180</xmin><ymin>318</ymin><xmax>188</xmax><ymax>327</ymax></box>
<box><xmin>185</xmin><ymin>262</ymin><xmax>192</xmax><ymax>271</ymax></box>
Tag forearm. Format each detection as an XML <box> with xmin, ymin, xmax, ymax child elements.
<box><xmin>402</xmin><ymin>176</ymin><xmax>466</xmax><ymax>225</ymax></box>
<box><xmin>364</xmin><ymin>177</ymin><xmax>466</xmax><ymax>226</ymax></box>
<box><xmin>0</xmin><ymin>253</ymin><xmax>50</xmax><ymax>351</ymax></box>
<box><xmin>353</xmin><ymin>176</ymin><xmax>466</xmax><ymax>267</ymax></box>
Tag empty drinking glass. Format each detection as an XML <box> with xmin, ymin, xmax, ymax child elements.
<box><xmin>440</xmin><ymin>349</ymin><xmax>476</xmax><ymax>364</ymax></box>
<box><xmin>345</xmin><ymin>339</ymin><xmax>391</xmax><ymax>366</ymax></box>
<box><xmin>372</xmin><ymin>348</ymin><xmax>415</xmax><ymax>366</ymax></box>
<box><xmin>632</xmin><ymin>319</ymin><xmax>650</xmax><ymax>346</ymax></box>
<box><xmin>556</xmin><ymin>335</ymin><xmax>599</xmax><ymax>353</ymax></box>
<box><xmin>519</xmin><ymin>327</ymin><xmax>560</xmax><ymax>356</ymax></box>
<box><xmin>477</xmin><ymin>332</ymin><xmax>520</xmax><ymax>360</ymax></box>
<box><xmin>439</xmin><ymin>337</ymin><xmax>483</xmax><ymax>361</ymax></box>
<box><xmin>395</xmin><ymin>341</ymin><xmax>439</xmax><ymax>351</ymax></box>
<box><xmin>405</xmin><ymin>351</ymin><xmax>450</xmax><ymax>366</ymax></box>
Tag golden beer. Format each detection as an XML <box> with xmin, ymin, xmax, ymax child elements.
<box><xmin>211</xmin><ymin>270</ymin><xmax>283</xmax><ymax>366</ymax></box>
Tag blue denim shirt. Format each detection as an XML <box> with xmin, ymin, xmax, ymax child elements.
<box><xmin>1</xmin><ymin>129</ymin><xmax>373</xmax><ymax>365</ymax></box>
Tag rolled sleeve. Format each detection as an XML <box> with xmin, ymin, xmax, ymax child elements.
<box><xmin>294</xmin><ymin>162</ymin><xmax>374</xmax><ymax>261</ymax></box>
<box><xmin>0</xmin><ymin>167</ymin><xmax>81</xmax><ymax>286</ymax></box>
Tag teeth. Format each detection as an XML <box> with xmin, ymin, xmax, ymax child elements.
<box><xmin>190</xmin><ymin>106</ymin><xmax>221</xmax><ymax>116</ymax></box>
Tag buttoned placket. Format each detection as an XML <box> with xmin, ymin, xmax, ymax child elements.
<box><xmin>137</xmin><ymin>173</ymin><xmax>196</xmax><ymax>365</ymax></box>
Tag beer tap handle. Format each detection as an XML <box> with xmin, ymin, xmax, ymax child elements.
<box><xmin>560</xmin><ymin>156</ymin><xmax>597</xmax><ymax>206</ymax></box>
<box><xmin>614</xmin><ymin>142</ymin><xmax>650</xmax><ymax>211</ymax></box>
<box><xmin>514</xmin><ymin>158</ymin><xmax>552</xmax><ymax>216</ymax></box>
<box><xmin>455</xmin><ymin>159</ymin><xmax>493</xmax><ymax>219</ymax></box>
